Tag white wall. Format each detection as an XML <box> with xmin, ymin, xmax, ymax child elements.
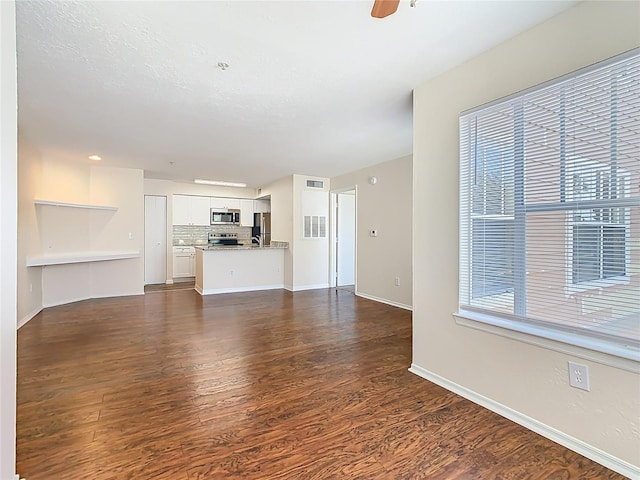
<box><xmin>332</xmin><ymin>155</ymin><xmax>412</xmax><ymax>309</ymax></box>
<box><xmin>292</xmin><ymin>174</ymin><xmax>330</xmax><ymax>290</ymax></box>
<box><xmin>412</xmin><ymin>1</ymin><xmax>640</xmax><ymax>475</ymax></box>
<box><xmin>144</xmin><ymin>178</ymin><xmax>256</xmax><ymax>199</ymax></box>
<box><xmin>0</xmin><ymin>2</ymin><xmax>18</xmax><ymax>478</ymax></box>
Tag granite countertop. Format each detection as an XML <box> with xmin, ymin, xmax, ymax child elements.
<box><xmin>196</xmin><ymin>242</ymin><xmax>288</xmax><ymax>251</ymax></box>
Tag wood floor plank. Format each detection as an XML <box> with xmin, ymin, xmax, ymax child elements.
<box><xmin>16</xmin><ymin>288</ymin><xmax>627</xmax><ymax>479</ymax></box>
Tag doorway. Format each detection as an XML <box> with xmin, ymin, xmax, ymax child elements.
<box><xmin>331</xmin><ymin>188</ymin><xmax>356</xmax><ymax>292</ymax></box>
<box><xmin>144</xmin><ymin>195</ymin><xmax>167</xmax><ymax>285</ymax></box>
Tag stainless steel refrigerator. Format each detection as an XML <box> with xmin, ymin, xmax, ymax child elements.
<box><xmin>252</xmin><ymin>212</ymin><xmax>271</xmax><ymax>246</ymax></box>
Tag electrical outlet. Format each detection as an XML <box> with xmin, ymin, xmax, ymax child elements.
<box><xmin>568</xmin><ymin>361</ymin><xmax>590</xmax><ymax>391</ymax></box>
<box><xmin>394</xmin><ymin>276</ymin><xmax>400</xmax><ymax>286</ymax></box>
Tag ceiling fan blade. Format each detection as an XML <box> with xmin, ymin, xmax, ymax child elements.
<box><xmin>371</xmin><ymin>0</ymin><xmax>400</xmax><ymax>18</ymax></box>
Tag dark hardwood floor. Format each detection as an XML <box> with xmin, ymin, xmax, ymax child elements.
<box><xmin>17</xmin><ymin>288</ymin><xmax>625</xmax><ymax>479</ymax></box>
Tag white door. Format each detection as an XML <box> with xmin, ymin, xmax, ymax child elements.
<box><xmin>337</xmin><ymin>191</ymin><xmax>356</xmax><ymax>286</ymax></box>
<box><xmin>145</xmin><ymin>195</ymin><xmax>167</xmax><ymax>285</ymax></box>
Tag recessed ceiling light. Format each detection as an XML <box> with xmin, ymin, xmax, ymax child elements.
<box><xmin>88</xmin><ymin>155</ymin><xmax>102</xmax><ymax>161</ymax></box>
<box><xmin>194</xmin><ymin>179</ymin><xmax>247</xmax><ymax>188</ymax></box>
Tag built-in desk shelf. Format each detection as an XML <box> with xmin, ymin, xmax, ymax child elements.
<box><xmin>27</xmin><ymin>251</ymin><xmax>140</xmax><ymax>267</ymax></box>
<box><xmin>34</xmin><ymin>199</ymin><xmax>118</xmax><ymax>211</ymax></box>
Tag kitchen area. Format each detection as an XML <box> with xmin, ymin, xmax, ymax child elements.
<box><xmin>168</xmin><ymin>194</ymin><xmax>288</xmax><ymax>295</ymax></box>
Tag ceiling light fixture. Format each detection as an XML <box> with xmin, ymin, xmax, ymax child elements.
<box><xmin>217</xmin><ymin>62</ymin><xmax>230</xmax><ymax>71</ymax></box>
<box><xmin>194</xmin><ymin>179</ymin><xmax>247</xmax><ymax>188</ymax></box>
<box><xmin>88</xmin><ymin>155</ymin><xmax>102</xmax><ymax>161</ymax></box>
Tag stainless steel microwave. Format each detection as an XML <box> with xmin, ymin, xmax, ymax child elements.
<box><xmin>211</xmin><ymin>209</ymin><xmax>240</xmax><ymax>225</ymax></box>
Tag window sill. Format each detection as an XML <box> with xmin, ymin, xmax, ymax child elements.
<box><xmin>453</xmin><ymin>310</ymin><xmax>640</xmax><ymax>373</ymax></box>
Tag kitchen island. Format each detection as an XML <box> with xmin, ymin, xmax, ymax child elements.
<box><xmin>194</xmin><ymin>244</ymin><xmax>287</xmax><ymax>295</ymax></box>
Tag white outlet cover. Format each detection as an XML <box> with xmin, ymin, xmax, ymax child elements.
<box><xmin>568</xmin><ymin>361</ymin><xmax>590</xmax><ymax>391</ymax></box>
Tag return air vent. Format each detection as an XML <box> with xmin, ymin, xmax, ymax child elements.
<box><xmin>306</xmin><ymin>179</ymin><xmax>324</xmax><ymax>189</ymax></box>
<box><xmin>303</xmin><ymin>215</ymin><xmax>327</xmax><ymax>238</ymax></box>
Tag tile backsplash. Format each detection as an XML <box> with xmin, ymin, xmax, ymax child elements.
<box><xmin>173</xmin><ymin>225</ymin><xmax>252</xmax><ymax>246</ymax></box>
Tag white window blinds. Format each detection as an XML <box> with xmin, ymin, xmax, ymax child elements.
<box><xmin>459</xmin><ymin>49</ymin><xmax>640</xmax><ymax>360</ymax></box>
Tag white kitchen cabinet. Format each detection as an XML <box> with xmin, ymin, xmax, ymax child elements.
<box><xmin>239</xmin><ymin>199</ymin><xmax>254</xmax><ymax>227</ymax></box>
<box><xmin>172</xmin><ymin>195</ymin><xmax>191</xmax><ymax>225</ymax></box>
<box><xmin>189</xmin><ymin>251</ymin><xmax>196</xmax><ymax>274</ymax></box>
<box><xmin>190</xmin><ymin>196</ymin><xmax>211</xmax><ymax>225</ymax></box>
<box><xmin>209</xmin><ymin>197</ymin><xmax>226</xmax><ymax>210</ymax></box>
<box><xmin>210</xmin><ymin>197</ymin><xmax>240</xmax><ymax>210</ymax></box>
<box><xmin>253</xmin><ymin>199</ymin><xmax>271</xmax><ymax>213</ymax></box>
<box><xmin>173</xmin><ymin>195</ymin><xmax>210</xmax><ymax>226</ymax></box>
<box><xmin>173</xmin><ymin>246</ymin><xmax>195</xmax><ymax>277</ymax></box>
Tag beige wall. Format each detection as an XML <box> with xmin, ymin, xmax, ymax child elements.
<box><xmin>19</xmin><ymin>153</ymin><xmax>145</xmax><ymax>309</ymax></box>
<box><xmin>259</xmin><ymin>175</ymin><xmax>294</xmax><ymax>289</ymax></box>
<box><xmin>413</xmin><ymin>1</ymin><xmax>639</xmax><ymax>474</ymax></box>
<box><xmin>0</xmin><ymin>1</ymin><xmax>18</xmax><ymax>477</ymax></box>
<box><xmin>332</xmin><ymin>155</ymin><xmax>412</xmax><ymax>309</ymax></box>
<box><xmin>17</xmin><ymin>140</ymin><xmax>43</xmax><ymax>325</ymax></box>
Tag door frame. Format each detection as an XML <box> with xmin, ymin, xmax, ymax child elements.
<box><xmin>329</xmin><ymin>186</ymin><xmax>357</xmax><ymax>289</ymax></box>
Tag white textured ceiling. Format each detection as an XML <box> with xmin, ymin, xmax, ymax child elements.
<box><xmin>16</xmin><ymin>0</ymin><xmax>576</xmax><ymax>188</ymax></box>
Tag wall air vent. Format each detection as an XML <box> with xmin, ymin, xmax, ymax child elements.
<box><xmin>306</xmin><ymin>180</ymin><xmax>324</xmax><ymax>189</ymax></box>
<box><xmin>303</xmin><ymin>215</ymin><xmax>327</xmax><ymax>238</ymax></box>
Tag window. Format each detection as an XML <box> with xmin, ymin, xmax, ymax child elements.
<box><xmin>458</xmin><ymin>49</ymin><xmax>639</xmax><ymax>360</ymax></box>
<box><xmin>568</xmin><ymin>161</ymin><xmax>629</xmax><ymax>285</ymax></box>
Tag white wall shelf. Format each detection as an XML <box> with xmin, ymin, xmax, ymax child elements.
<box><xmin>34</xmin><ymin>199</ymin><xmax>118</xmax><ymax>211</ymax></box>
<box><xmin>27</xmin><ymin>251</ymin><xmax>140</xmax><ymax>267</ymax></box>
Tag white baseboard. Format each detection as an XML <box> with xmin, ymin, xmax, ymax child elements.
<box><xmin>42</xmin><ymin>291</ymin><xmax>144</xmax><ymax>308</ymax></box>
<box><xmin>409</xmin><ymin>364</ymin><xmax>639</xmax><ymax>479</ymax></box>
<box><xmin>17</xmin><ymin>306</ymin><xmax>43</xmax><ymax>329</ymax></box>
<box><xmin>171</xmin><ymin>277</ymin><xmax>194</xmax><ymax>283</ymax></box>
<box><xmin>289</xmin><ymin>283</ymin><xmax>330</xmax><ymax>292</ymax></box>
<box><xmin>197</xmin><ymin>284</ymin><xmax>284</xmax><ymax>295</ymax></box>
<box><xmin>355</xmin><ymin>291</ymin><xmax>412</xmax><ymax>311</ymax></box>
<box><xmin>42</xmin><ymin>294</ymin><xmax>89</xmax><ymax>308</ymax></box>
